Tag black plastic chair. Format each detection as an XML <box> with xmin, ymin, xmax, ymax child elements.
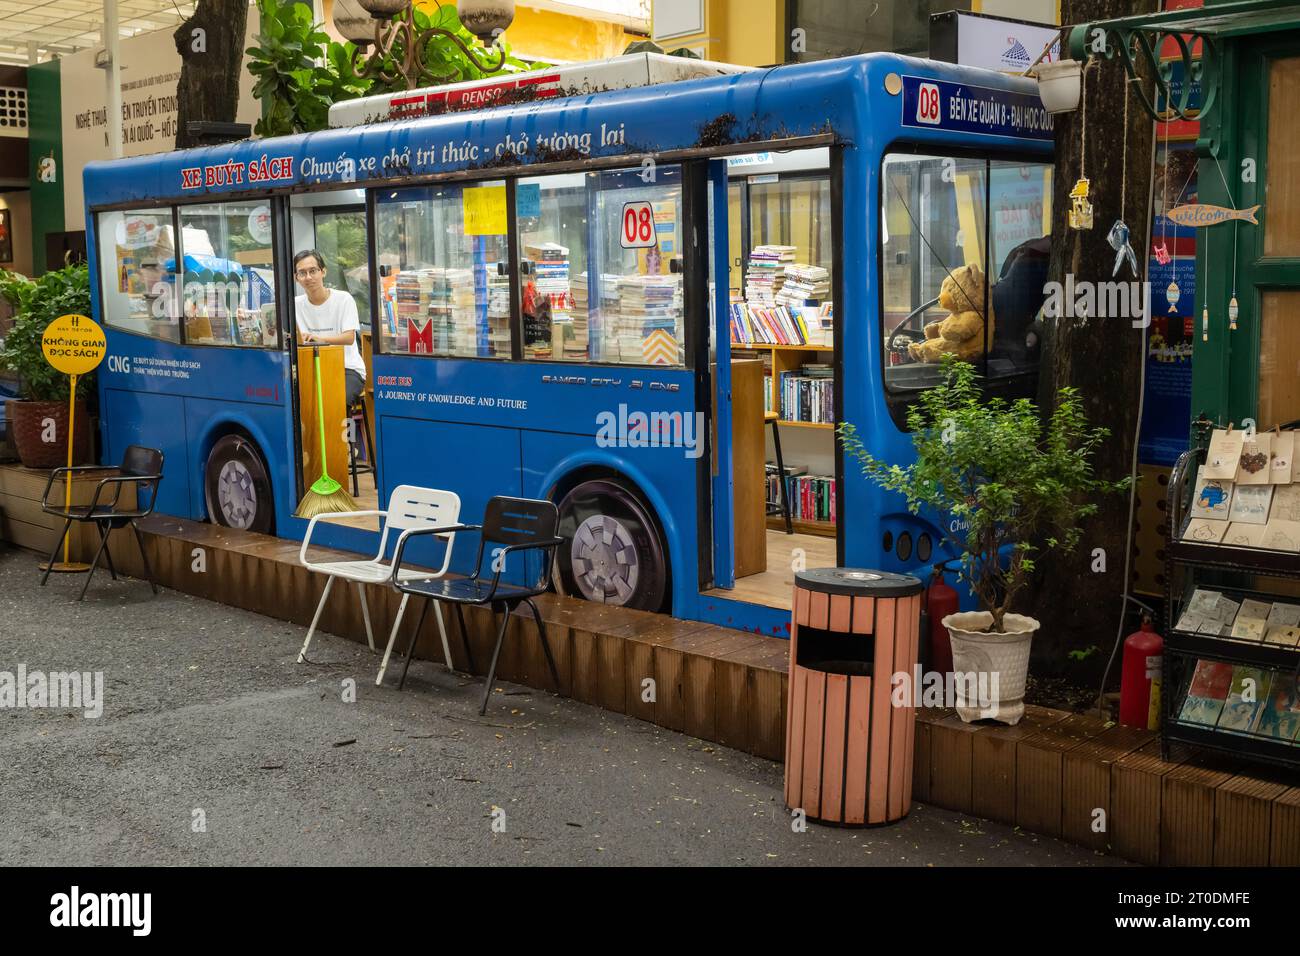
<box><xmin>40</xmin><ymin>444</ymin><xmax>164</xmax><ymax>601</ymax></box>
<box><xmin>391</xmin><ymin>496</ymin><xmax>563</xmax><ymax>714</ymax></box>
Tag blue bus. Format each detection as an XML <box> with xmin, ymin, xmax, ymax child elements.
<box><xmin>85</xmin><ymin>52</ymin><xmax>1054</xmax><ymax>635</ymax></box>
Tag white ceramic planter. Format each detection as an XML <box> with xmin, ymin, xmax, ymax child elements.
<box><xmin>942</xmin><ymin>610</ymin><xmax>1040</xmax><ymax>725</ymax></box>
<box><xmin>1034</xmin><ymin>59</ymin><xmax>1083</xmax><ymax>114</ymax></box>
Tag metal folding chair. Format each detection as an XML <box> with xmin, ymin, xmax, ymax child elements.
<box><xmin>298</xmin><ymin>485</ymin><xmax>460</xmax><ymax>685</ymax></box>
<box><xmin>391</xmin><ymin>496</ymin><xmax>564</xmax><ymax>714</ymax></box>
<box><xmin>39</xmin><ymin>444</ymin><xmax>164</xmax><ymax>600</ymax></box>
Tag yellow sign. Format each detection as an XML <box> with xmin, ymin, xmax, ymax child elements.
<box><xmin>462</xmin><ymin>185</ymin><xmax>508</xmax><ymax>236</ymax></box>
<box><xmin>41</xmin><ymin>313</ymin><xmax>107</xmax><ymax>376</ymax></box>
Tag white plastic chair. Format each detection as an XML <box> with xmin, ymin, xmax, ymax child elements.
<box><xmin>298</xmin><ymin>485</ymin><xmax>461</xmax><ymax>685</ymax></box>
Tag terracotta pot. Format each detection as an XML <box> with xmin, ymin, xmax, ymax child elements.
<box><xmin>942</xmin><ymin>610</ymin><xmax>1040</xmax><ymax>725</ymax></box>
<box><xmin>8</xmin><ymin>399</ymin><xmax>92</xmax><ymax>469</ymax></box>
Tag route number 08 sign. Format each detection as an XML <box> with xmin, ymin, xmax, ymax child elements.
<box><xmin>620</xmin><ymin>201</ymin><xmax>657</xmax><ymax>249</ymax></box>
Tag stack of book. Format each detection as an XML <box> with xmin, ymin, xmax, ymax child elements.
<box><xmin>613</xmin><ymin>275</ymin><xmax>681</xmax><ymax>363</ymax></box>
<box><xmin>427</xmin><ymin>267</ymin><xmax>478</xmax><ymax>354</ymax></box>
<box><xmin>486</xmin><ymin>268</ymin><xmax>511</xmax><ymax>356</ymax></box>
<box><xmin>393</xmin><ymin>269</ymin><xmax>433</xmax><ymax>354</ymax></box>
<box><xmin>779</xmin><ymin>364</ymin><xmax>834</xmax><ymax>423</ymax></box>
<box><xmin>776</xmin><ymin>264</ymin><xmax>831</xmax><ymax>307</ymax></box>
<box><xmin>745</xmin><ymin>245</ymin><xmax>797</xmax><ymax>305</ymax></box>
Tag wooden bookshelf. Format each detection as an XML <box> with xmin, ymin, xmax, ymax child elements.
<box><xmin>779</xmin><ymin>420</ymin><xmax>833</xmax><ymax>430</ymax></box>
<box><xmin>766</xmin><ymin>515</ymin><xmax>836</xmax><ymax>537</ymax></box>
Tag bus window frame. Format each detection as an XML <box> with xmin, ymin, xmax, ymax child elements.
<box><xmin>309</xmin><ymin>200</ymin><xmax>371</xmax><ymax>331</ymax></box>
<box><xmin>368</xmin><ymin>160</ymin><xmax>701</xmax><ymax>370</ymax></box>
<box><xmin>877</xmin><ymin>142</ymin><xmax>1051</xmax><ymax>429</ymax></box>
<box><xmin>92</xmin><ymin>205</ymin><xmax>187</xmax><ymax>346</ymax></box>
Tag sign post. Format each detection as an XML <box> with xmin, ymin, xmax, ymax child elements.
<box><xmin>38</xmin><ymin>313</ymin><xmax>107</xmax><ymax>573</ymax></box>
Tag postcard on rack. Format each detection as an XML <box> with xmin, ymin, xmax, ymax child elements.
<box><xmin>1178</xmin><ymin>659</ymin><xmax>1234</xmax><ymax>726</ymax></box>
<box><xmin>1182</xmin><ymin>518</ymin><xmax>1228</xmax><ymax>544</ymax></box>
<box><xmin>1216</xmin><ymin>666</ymin><xmax>1272</xmax><ymax>734</ymax></box>
<box><xmin>1272</xmin><ymin>431</ymin><xmax>1295</xmax><ymax>484</ymax></box>
<box><xmin>1265</xmin><ymin>602</ymin><xmax>1300</xmax><ymax>645</ymax></box>
<box><xmin>1222</xmin><ymin>522</ymin><xmax>1268</xmax><ymax>548</ymax></box>
<box><xmin>1236</xmin><ymin>432</ymin><xmax>1274</xmax><ymax>485</ymax></box>
<box><xmin>1205</xmin><ymin>428</ymin><xmax>1245</xmax><ymax>480</ymax></box>
<box><xmin>1189</xmin><ymin>466</ymin><xmax>1233</xmax><ymax>520</ymax></box>
<box><xmin>1253</xmin><ymin>672</ymin><xmax>1300</xmax><ymax>741</ymax></box>
<box><xmin>1228</xmin><ymin>484</ymin><xmax>1274</xmax><ymax>525</ymax></box>
<box><xmin>1230</xmin><ymin>598</ymin><xmax>1272</xmax><ymax>641</ymax></box>
<box><xmin>1271</xmin><ymin>483</ymin><xmax>1300</xmax><ymax>523</ymax></box>
<box><xmin>1261</xmin><ymin>517</ymin><xmax>1300</xmax><ymax>552</ymax></box>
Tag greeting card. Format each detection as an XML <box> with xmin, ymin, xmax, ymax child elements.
<box><xmin>1228</xmin><ymin>484</ymin><xmax>1274</xmax><ymax>525</ymax></box>
<box><xmin>1205</xmin><ymin>428</ymin><xmax>1245</xmax><ymax>480</ymax></box>
<box><xmin>1236</xmin><ymin>433</ymin><xmax>1273</xmax><ymax>485</ymax></box>
<box><xmin>1190</xmin><ymin>466</ymin><xmax>1233</xmax><ymax>520</ymax></box>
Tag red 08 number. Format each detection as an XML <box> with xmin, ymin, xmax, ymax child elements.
<box><xmin>917</xmin><ymin>82</ymin><xmax>940</xmax><ymax>125</ymax></box>
<box><xmin>621</xmin><ymin>202</ymin><xmax>655</xmax><ymax>247</ymax></box>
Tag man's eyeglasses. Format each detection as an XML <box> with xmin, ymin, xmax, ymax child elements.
<box><xmin>295</xmin><ymin>267</ymin><xmax>323</xmax><ymax>279</ymax></box>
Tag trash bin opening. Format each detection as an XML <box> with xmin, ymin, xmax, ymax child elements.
<box><xmin>794</xmin><ymin>626</ymin><xmax>875</xmax><ymax>676</ymax></box>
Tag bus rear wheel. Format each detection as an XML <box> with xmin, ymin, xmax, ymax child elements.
<box><xmin>204</xmin><ymin>434</ymin><xmax>275</xmax><ymax>534</ymax></box>
<box><xmin>556</xmin><ymin>479</ymin><xmax>667</xmax><ymax>612</ymax></box>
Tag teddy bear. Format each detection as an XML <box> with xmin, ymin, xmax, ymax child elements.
<box><xmin>907</xmin><ymin>263</ymin><xmax>996</xmax><ymax>363</ymax></box>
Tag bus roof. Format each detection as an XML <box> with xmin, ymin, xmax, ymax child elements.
<box><xmin>83</xmin><ymin>52</ymin><xmax>1053</xmax><ymax>210</ymax></box>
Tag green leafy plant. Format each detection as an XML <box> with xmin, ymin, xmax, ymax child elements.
<box><xmin>247</xmin><ymin>0</ymin><xmax>372</xmax><ymax>137</ymax></box>
<box><xmin>623</xmin><ymin>39</ymin><xmax>702</xmax><ymax>59</ymax></box>
<box><xmin>839</xmin><ymin>356</ymin><xmax>1127</xmax><ymax>633</ymax></box>
<box><xmin>0</xmin><ymin>263</ymin><xmax>94</xmax><ymax>402</ymax></box>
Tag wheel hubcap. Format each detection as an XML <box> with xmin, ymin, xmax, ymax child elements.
<box><xmin>217</xmin><ymin>460</ymin><xmax>257</xmax><ymax>529</ymax></box>
<box><xmin>571</xmin><ymin>514</ymin><xmax>639</xmax><ymax>604</ymax></box>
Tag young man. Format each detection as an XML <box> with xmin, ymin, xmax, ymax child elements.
<box><xmin>293</xmin><ymin>249</ymin><xmax>366</xmax><ymax>407</ymax></box>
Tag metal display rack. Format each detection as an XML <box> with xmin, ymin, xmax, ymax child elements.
<box><xmin>1163</xmin><ymin>445</ymin><xmax>1300</xmax><ymax>770</ymax></box>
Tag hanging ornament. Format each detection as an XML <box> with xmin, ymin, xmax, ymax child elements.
<box><xmin>1167</xmin><ymin>280</ymin><xmax>1181</xmax><ymax>313</ymax></box>
<box><xmin>1202</xmin><ymin>306</ymin><xmax>1209</xmax><ymax>343</ymax></box>
<box><xmin>1069</xmin><ymin>177</ymin><xmax>1094</xmax><ymax>230</ymax></box>
<box><xmin>1229</xmin><ymin>294</ymin><xmax>1239</xmax><ymax>331</ymax></box>
<box><xmin>1108</xmin><ymin>220</ymin><xmax>1139</xmax><ymax>277</ymax></box>
<box><xmin>1153</xmin><ymin>241</ymin><xmax>1171</xmax><ymax>265</ymax></box>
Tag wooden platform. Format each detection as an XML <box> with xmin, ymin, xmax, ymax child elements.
<box><xmin>0</xmin><ymin>463</ymin><xmax>137</xmax><ymax>560</ymax></box>
<box><xmin>3</xmin><ymin>476</ymin><xmax>1298</xmax><ymax>865</ymax></box>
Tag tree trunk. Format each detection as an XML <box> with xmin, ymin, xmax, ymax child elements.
<box><xmin>173</xmin><ymin>0</ymin><xmax>250</xmax><ymax>150</ymax></box>
<box><xmin>1026</xmin><ymin>0</ymin><xmax>1157</xmax><ymax>674</ymax></box>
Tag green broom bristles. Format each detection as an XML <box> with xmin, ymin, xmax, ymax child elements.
<box><xmin>295</xmin><ymin>346</ymin><xmax>360</xmax><ymax>519</ymax></box>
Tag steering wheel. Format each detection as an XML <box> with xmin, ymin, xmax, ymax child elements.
<box><xmin>886</xmin><ymin>295</ymin><xmax>941</xmax><ymax>362</ymax></box>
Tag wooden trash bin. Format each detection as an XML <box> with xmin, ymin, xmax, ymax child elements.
<box><xmin>785</xmin><ymin>568</ymin><xmax>924</xmax><ymax>826</ymax></box>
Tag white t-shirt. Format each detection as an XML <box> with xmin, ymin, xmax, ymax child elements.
<box><xmin>296</xmin><ymin>289</ymin><xmax>365</xmax><ymax>380</ymax></box>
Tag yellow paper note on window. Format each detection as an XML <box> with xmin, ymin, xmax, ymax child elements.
<box><xmin>463</xmin><ymin>185</ymin><xmax>508</xmax><ymax>236</ymax></box>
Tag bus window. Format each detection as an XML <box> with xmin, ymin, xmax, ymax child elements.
<box><xmin>517</xmin><ymin>166</ymin><xmax>686</xmax><ymax>365</ymax></box>
<box><xmin>374</xmin><ymin>181</ymin><xmax>510</xmax><ymax>358</ymax></box>
<box><xmin>881</xmin><ymin>152</ymin><xmax>1050</xmax><ymax>427</ymax></box>
<box><xmin>748</xmin><ymin>175</ymin><xmax>833</xmax><ymax>291</ymax></box>
<box><xmin>313</xmin><ymin>205</ymin><xmax>371</xmax><ymax>330</ymax></box>
<box><xmin>177</xmin><ymin>201</ymin><xmax>280</xmax><ymax>348</ymax></box>
<box><xmin>96</xmin><ymin>207</ymin><xmax>180</xmax><ymax>343</ymax></box>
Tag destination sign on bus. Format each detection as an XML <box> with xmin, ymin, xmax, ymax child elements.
<box><xmin>899</xmin><ymin>74</ymin><xmax>1053</xmax><ymax>141</ymax></box>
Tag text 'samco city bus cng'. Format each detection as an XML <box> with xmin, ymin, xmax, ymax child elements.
<box><xmin>86</xmin><ymin>51</ymin><xmax>1054</xmax><ymax>636</ymax></box>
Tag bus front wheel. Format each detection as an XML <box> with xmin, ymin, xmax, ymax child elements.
<box><xmin>556</xmin><ymin>479</ymin><xmax>667</xmax><ymax>612</ymax></box>
<box><xmin>204</xmin><ymin>434</ymin><xmax>275</xmax><ymax>534</ymax></box>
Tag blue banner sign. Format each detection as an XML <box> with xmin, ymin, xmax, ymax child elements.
<box><xmin>900</xmin><ymin>75</ymin><xmax>1054</xmax><ymax>141</ymax></box>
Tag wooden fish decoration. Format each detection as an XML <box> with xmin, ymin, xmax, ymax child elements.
<box><xmin>1167</xmin><ymin>203</ymin><xmax>1261</xmax><ymax>228</ymax></box>
<box><xmin>1167</xmin><ymin>280</ymin><xmax>1180</xmax><ymax>313</ymax></box>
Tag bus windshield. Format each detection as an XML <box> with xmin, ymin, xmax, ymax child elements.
<box><xmin>880</xmin><ymin>152</ymin><xmax>1052</xmax><ymax>425</ymax></box>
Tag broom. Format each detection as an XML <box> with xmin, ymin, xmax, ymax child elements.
<box><xmin>295</xmin><ymin>346</ymin><xmax>359</xmax><ymax>518</ymax></box>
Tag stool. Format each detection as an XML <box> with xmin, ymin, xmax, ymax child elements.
<box><xmin>348</xmin><ymin>392</ymin><xmax>376</xmax><ymax>497</ymax></box>
<box><xmin>765</xmin><ymin>410</ymin><xmax>793</xmax><ymax>535</ymax></box>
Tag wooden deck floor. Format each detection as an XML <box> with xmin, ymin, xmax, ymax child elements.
<box><xmin>705</xmin><ymin>530</ymin><xmax>836</xmax><ymax>610</ymax></box>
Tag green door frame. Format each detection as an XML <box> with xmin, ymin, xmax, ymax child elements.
<box><xmin>1192</xmin><ymin>29</ymin><xmax>1300</xmax><ymax>430</ymax></box>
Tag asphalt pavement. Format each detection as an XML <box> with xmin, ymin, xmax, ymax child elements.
<box><xmin>0</xmin><ymin>547</ymin><xmax>1119</xmax><ymax>866</ymax></box>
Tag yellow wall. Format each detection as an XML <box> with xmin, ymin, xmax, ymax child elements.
<box><xmin>321</xmin><ymin>1</ymin><xmax>640</xmax><ymax>65</ymax></box>
<box><xmin>652</xmin><ymin>0</ymin><xmax>784</xmax><ymax>66</ymax></box>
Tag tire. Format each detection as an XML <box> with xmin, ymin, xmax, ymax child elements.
<box><xmin>556</xmin><ymin>478</ymin><xmax>668</xmax><ymax>612</ymax></box>
<box><xmin>204</xmin><ymin>434</ymin><xmax>275</xmax><ymax>534</ymax></box>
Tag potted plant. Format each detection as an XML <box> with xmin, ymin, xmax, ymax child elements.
<box><xmin>0</xmin><ymin>263</ymin><xmax>95</xmax><ymax>469</ymax></box>
<box><xmin>840</xmin><ymin>357</ymin><xmax>1125</xmax><ymax>724</ymax></box>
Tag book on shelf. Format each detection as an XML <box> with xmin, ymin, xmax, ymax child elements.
<box><xmin>744</xmin><ymin>245</ymin><xmax>797</xmax><ymax>306</ymax></box>
<box><xmin>766</xmin><ymin>463</ymin><xmax>836</xmax><ymax>525</ymax></box>
<box><xmin>779</xmin><ymin>365</ymin><xmax>834</xmax><ymax>424</ymax></box>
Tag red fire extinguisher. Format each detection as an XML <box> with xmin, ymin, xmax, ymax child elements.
<box><xmin>1119</xmin><ymin>617</ymin><xmax>1163</xmax><ymax>730</ymax></box>
<box><xmin>927</xmin><ymin>566</ymin><xmax>958</xmax><ymax>675</ymax></box>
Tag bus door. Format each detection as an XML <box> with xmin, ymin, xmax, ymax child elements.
<box><xmin>286</xmin><ymin>189</ymin><xmax>379</xmax><ymax>527</ymax></box>
<box><xmin>704</xmin><ymin>147</ymin><xmax>839</xmax><ymax>612</ymax></box>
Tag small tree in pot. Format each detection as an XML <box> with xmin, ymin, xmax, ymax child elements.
<box><xmin>0</xmin><ymin>264</ymin><xmax>96</xmax><ymax>469</ymax></box>
<box><xmin>840</xmin><ymin>356</ymin><xmax>1125</xmax><ymax>724</ymax></box>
